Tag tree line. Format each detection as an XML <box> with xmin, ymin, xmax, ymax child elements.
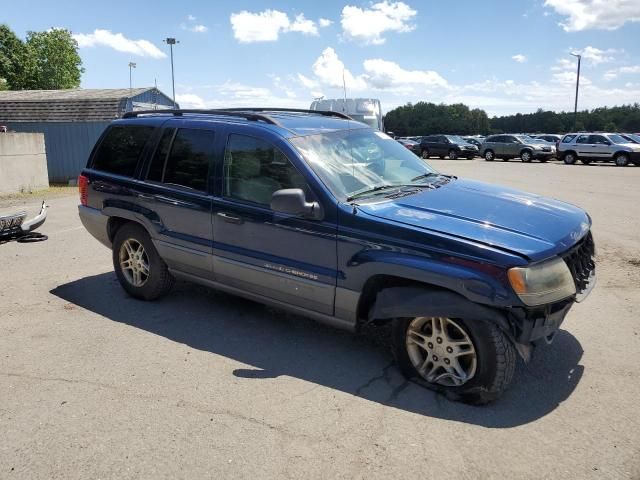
<box><xmin>384</xmin><ymin>102</ymin><xmax>640</xmax><ymax>136</ymax></box>
<box><xmin>0</xmin><ymin>24</ymin><xmax>83</xmax><ymax>90</ymax></box>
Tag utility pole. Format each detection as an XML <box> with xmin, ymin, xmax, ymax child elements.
<box><xmin>570</xmin><ymin>52</ymin><xmax>581</xmax><ymax>130</ymax></box>
<box><xmin>164</xmin><ymin>38</ymin><xmax>179</xmax><ymax>108</ymax></box>
<box><xmin>128</xmin><ymin>62</ymin><xmax>136</xmax><ymax>93</ymax></box>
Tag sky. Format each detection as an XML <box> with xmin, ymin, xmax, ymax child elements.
<box><xmin>3</xmin><ymin>0</ymin><xmax>640</xmax><ymax>116</ymax></box>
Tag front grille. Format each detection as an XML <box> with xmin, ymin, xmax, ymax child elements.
<box><xmin>562</xmin><ymin>231</ymin><xmax>596</xmax><ymax>294</ymax></box>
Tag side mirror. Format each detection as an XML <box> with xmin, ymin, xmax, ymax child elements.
<box><xmin>271</xmin><ymin>189</ymin><xmax>322</xmax><ymax>219</ymax></box>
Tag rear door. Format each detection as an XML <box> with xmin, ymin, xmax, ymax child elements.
<box><xmin>491</xmin><ymin>136</ymin><xmax>506</xmax><ymax>156</ymax></box>
<box><xmin>574</xmin><ymin>134</ymin><xmax>593</xmax><ymax>159</ymax></box>
<box><xmin>139</xmin><ymin>124</ymin><xmax>217</xmax><ymax>279</ymax></box>
<box><xmin>211</xmin><ymin>132</ymin><xmax>337</xmax><ymax>315</ymax></box>
<box><xmin>503</xmin><ymin>136</ymin><xmax>520</xmax><ymax>157</ymax></box>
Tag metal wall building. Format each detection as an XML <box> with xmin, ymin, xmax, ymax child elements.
<box><xmin>0</xmin><ymin>88</ymin><xmax>176</xmax><ymax>182</ymax></box>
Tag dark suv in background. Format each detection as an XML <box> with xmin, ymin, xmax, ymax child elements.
<box><xmin>78</xmin><ymin>108</ymin><xmax>595</xmax><ymax>405</ymax></box>
<box><xmin>418</xmin><ymin>135</ymin><xmax>478</xmax><ymax>160</ymax></box>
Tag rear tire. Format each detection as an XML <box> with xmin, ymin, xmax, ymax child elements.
<box><xmin>484</xmin><ymin>150</ymin><xmax>494</xmax><ymax>161</ymax></box>
<box><xmin>392</xmin><ymin>316</ymin><xmax>516</xmax><ymax>405</ymax></box>
<box><xmin>614</xmin><ymin>153</ymin><xmax>630</xmax><ymax>167</ymax></box>
<box><xmin>112</xmin><ymin>223</ymin><xmax>174</xmax><ymax>301</ymax></box>
<box><xmin>449</xmin><ymin>149</ymin><xmax>458</xmax><ymax>160</ymax></box>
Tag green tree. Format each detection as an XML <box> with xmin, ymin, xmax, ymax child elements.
<box><xmin>23</xmin><ymin>29</ymin><xmax>83</xmax><ymax>89</ymax></box>
<box><xmin>0</xmin><ymin>24</ymin><xmax>28</xmax><ymax>89</ymax></box>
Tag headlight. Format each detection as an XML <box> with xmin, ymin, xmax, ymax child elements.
<box><xmin>508</xmin><ymin>257</ymin><xmax>576</xmax><ymax>306</ymax></box>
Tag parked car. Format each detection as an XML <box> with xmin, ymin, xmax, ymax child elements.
<box><xmin>78</xmin><ymin>108</ymin><xmax>596</xmax><ymax>405</ymax></box>
<box><xmin>557</xmin><ymin>132</ymin><xmax>640</xmax><ymax>166</ymax></box>
<box><xmin>481</xmin><ymin>134</ymin><xmax>555</xmax><ymax>162</ymax></box>
<box><xmin>419</xmin><ymin>135</ymin><xmax>478</xmax><ymax>160</ymax></box>
<box><xmin>620</xmin><ymin>133</ymin><xmax>640</xmax><ymax>144</ymax></box>
<box><xmin>534</xmin><ymin>134</ymin><xmax>562</xmax><ymax>144</ymax></box>
<box><xmin>396</xmin><ymin>138</ymin><xmax>421</xmax><ymax>155</ymax></box>
<box><xmin>462</xmin><ymin>137</ymin><xmax>483</xmax><ymax>150</ymax></box>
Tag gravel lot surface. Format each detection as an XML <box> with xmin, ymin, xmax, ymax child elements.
<box><xmin>1</xmin><ymin>159</ymin><xmax>639</xmax><ymax>479</ymax></box>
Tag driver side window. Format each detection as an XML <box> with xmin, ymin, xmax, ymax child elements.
<box><xmin>223</xmin><ymin>134</ymin><xmax>309</xmax><ymax>207</ymax></box>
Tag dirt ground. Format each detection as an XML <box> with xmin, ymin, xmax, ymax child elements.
<box><xmin>1</xmin><ymin>159</ymin><xmax>639</xmax><ymax>479</ymax></box>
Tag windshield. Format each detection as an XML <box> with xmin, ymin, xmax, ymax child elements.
<box><xmin>445</xmin><ymin>135</ymin><xmax>467</xmax><ymax>144</ymax></box>
<box><xmin>608</xmin><ymin>134</ymin><xmax>630</xmax><ymax>144</ymax></box>
<box><xmin>290</xmin><ymin>128</ymin><xmax>439</xmax><ymax>200</ymax></box>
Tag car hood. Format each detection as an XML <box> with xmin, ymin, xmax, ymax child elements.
<box><xmin>356</xmin><ymin>178</ymin><xmax>590</xmax><ymax>261</ymax></box>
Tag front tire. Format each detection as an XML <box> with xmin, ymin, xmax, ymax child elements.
<box><xmin>421</xmin><ymin>149</ymin><xmax>430</xmax><ymax>159</ymax></box>
<box><xmin>563</xmin><ymin>152</ymin><xmax>577</xmax><ymax>164</ymax></box>
<box><xmin>392</xmin><ymin>316</ymin><xmax>516</xmax><ymax>405</ymax></box>
<box><xmin>112</xmin><ymin>223</ymin><xmax>174</xmax><ymax>300</ymax></box>
<box><xmin>484</xmin><ymin>150</ymin><xmax>495</xmax><ymax>161</ymax></box>
<box><xmin>520</xmin><ymin>150</ymin><xmax>532</xmax><ymax>163</ymax></box>
<box><xmin>614</xmin><ymin>153</ymin><xmax>630</xmax><ymax>167</ymax></box>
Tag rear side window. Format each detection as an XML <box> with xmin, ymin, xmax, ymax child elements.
<box><xmin>146</xmin><ymin>128</ymin><xmax>214</xmax><ymax>192</ymax></box>
<box><xmin>92</xmin><ymin>125</ymin><xmax>154</xmax><ymax>177</ymax></box>
<box><xmin>562</xmin><ymin>135</ymin><xmax>576</xmax><ymax>143</ymax></box>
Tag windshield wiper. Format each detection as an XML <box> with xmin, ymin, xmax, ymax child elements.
<box><xmin>346</xmin><ymin>184</ymin><xmax>399</xmax><ymax>201</ymax></box>
<box><xmin>410</xmin><ymin>172</ymin><xmax>439</xmax><ymax>182</ymax></box>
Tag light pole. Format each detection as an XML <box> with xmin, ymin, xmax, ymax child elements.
<box><xmin>128</xmin><ymin>62</ymin><xmax>136</xmax><ymax>92</ymax></box>
<box><xmin>570</xmin><ymin>52</ymin><xmax>581</xmax><ymax>130</ymax></box>
<box><xmin>164</xmin><ymin>37</ymin><xmax>179</xmax><ymax>108</ymax></box>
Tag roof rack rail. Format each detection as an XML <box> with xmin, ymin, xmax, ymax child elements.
<box><xmin>122</xmin><ymin>109</ymin><xmax>283</xmax><ymax>127</ymax></box>
<box><xmin>220</xmin><ymin>107</ymin><xmax>353</xmax><ymax>120</ymax></box>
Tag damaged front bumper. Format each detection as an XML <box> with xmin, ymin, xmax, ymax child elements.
<box><xmin>0</xmin><ymin>201</ymin><xmax>48</xmax><ymax>239</ymax></box>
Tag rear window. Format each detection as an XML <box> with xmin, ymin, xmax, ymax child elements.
<box><xmin>91</xmin><ymin>125</ymin><xmax>155</xmax><ymax>177</ymax></box>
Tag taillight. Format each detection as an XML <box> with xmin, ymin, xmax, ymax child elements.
<box><xmin>78</xmin><ymin>174</ymin><xmax>89</xmax><ymax>206</ymax></box>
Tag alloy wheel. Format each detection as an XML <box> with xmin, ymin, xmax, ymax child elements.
<box><xmin>405</xmin><ymin>317</ymin><xmax>477</xmax><ymax>387</ymax></box>
<box><xmin>119</xmin><ymin>238</ymin><xmax>150</xmax><ymax>287</ymax></box>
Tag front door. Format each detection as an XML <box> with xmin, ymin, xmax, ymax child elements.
<box><xmin>212</xmin><ymin>133</ymin><xmax>337</xmax><ymax>315</ymax></box>
<box><xmin>588</xmin><ymin>134</ymin><xmax>613</xmax><ymax>161</ymax></box>
<box><xmin>138</xmin><ymin>125</ymin><xmax>216</xmax><ymax>279</ymax></box>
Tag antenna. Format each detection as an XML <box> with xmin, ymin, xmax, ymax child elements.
<box><xmin>342</xmin><ymin>69</ymin><xmax>347</xmax><ymax>112</ymax></box>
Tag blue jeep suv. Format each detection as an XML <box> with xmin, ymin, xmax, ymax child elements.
<box><xmin>78</xmin><ymin>108</ymin><xmax>596</xmax><ymax>404</ymax></box>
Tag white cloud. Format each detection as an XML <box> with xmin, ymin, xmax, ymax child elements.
<box><xmin>551</xmin><ymin>58</ymin><xmax>575</xmax><ymax>71</ymax></box>
<box><xmin>512</xmin><ymin>54</ymin><xmax>527</xmax><ymax>63</ymax></box>
<box><xmin>297</xmin><ymin>73</ymin><xmax>319</xmax><ymax>89</ymax></box>
<box><xmin>319</xmin><ymin>18</ymin><xmax>333</xmax><ymax>28</ymax></box>
<box><xmin>577</xmin><ymin>46</ymin><xmax>618</xmax><ymax>65</ymax></box>
<box><xmin>551</xmin><ymin>71</ymin><xmax>591</xmax><ymax>85</ymax></box>
<box><xmin>311</xmin><ymin>47</ymin><xmax>368</xmax><ymax>90</ymax></box>
<box><xmin>187</xmin><ymin>14</ymin><xmax>196</xmax><ymax>21</ymax></box>
<box><xmin>73</xmin><ymin>29</ymin><xmax>166</xmax><ymax>58</ymax></box>
<box><xmin>230</xmin><ymin>9</ymin><xmax>291</xmax><ymax>42</ymax></box>
<box><xmin>544</xmin><ymin>0</ymin><xmax>640</xmax><ymax>31</ymax></box>
<box><xmin>176</xmin><ymin>93</ymin><xmax>206</xmax><ymax>108</ymax></box>
<box><xmin>289</xmin><ymin>14</ymin><xmax>318</xmax><ymax>36</ymax></box>
<box><xmin>363</xmin><ymin>59</ymin><xmax>448</xmax><ymax>90</ymax></box>
<box><xmin>603</xmin><ymin>65</ymin><xmax>640</xmax><ymax>80</ymax></box>
<box><xmin>230</xmin><ymin>9</ymin><xmax>324</xmax><ymax>42</ymax></box>
<box><xmin>619</xmin><ymin>65</ymin><xmax>640</xmax><ymax>74</ymax></box>
<box><xmin>341</xmin><ymin>1</ymin><xmax>417</xmax><ymax>45</ymax></box>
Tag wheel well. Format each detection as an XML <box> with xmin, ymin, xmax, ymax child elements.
<box><xmin>520</xmin><ymin>148</ymin><xmax>532</xmax><ymax>155</ymax></box>
<box><xmin>107</xmin><ymin>217</ymin><xmax>135</xmax><ymax>242</ymax></box>
<box><xmin>614</xmin><ymin>150</ymin><xmax>630</xmax><ymax>158</ymax></box>
<box><xmin>562</xmin><ymin>149</ymin><xmax>577</xmax><ymax>157</ymax></box>
<box><xmin>356</xmin><ymin>275</ymin><xmax>448</xmax><ymax>327</ymax></box>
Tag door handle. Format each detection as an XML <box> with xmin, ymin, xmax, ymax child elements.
<box><xmin>217</xmin><ymin>212</ymin><xmax>243</xmax><ymax>224</ymax></box>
